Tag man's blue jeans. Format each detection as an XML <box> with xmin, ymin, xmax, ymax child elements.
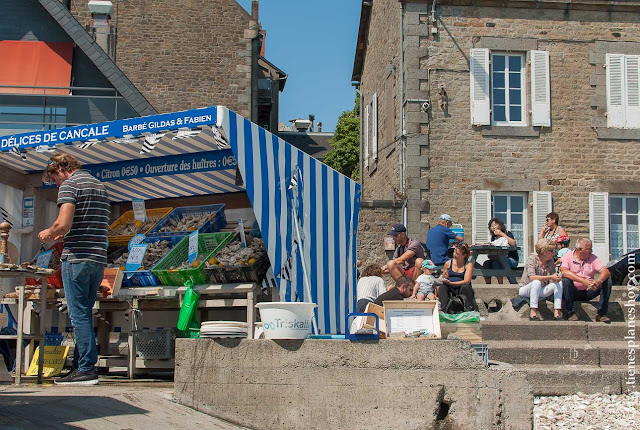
<box><xmin>562</xmin><ymin>277</ymin><xmax>612</xmax><ymax>316</ymax></box>
<box><xmin>61</xmin><ymin>261</ymin><xmax>104</xmax><ymax>373</ymax></box>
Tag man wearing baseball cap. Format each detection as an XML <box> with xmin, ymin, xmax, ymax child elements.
<box><xmin>385</xmin><ymin>223</ymin><xmax>425</xmax><ymax>281</ymax></box>
<box><xmin>426</xmin><ymin>214</ymin><xmax>464</xmax><ymax>265</ymax></box>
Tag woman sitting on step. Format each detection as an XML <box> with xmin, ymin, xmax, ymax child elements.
<box><xmin>517</xmin><ymin>238</ymin><xmax>563</xmax><ymax>321</ymax></box>
<box><xmin>439</xmin><ymin>243</ymin><xmax>475</xmax><ymax>312</ymax></box>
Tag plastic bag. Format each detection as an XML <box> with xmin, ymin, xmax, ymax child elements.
<box><xmin>439</xmin><ymin>310</ymin><xmax>480</xmax><ymax>323</ymax></box>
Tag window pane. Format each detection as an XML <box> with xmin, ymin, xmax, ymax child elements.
<box><xmin>510</xmin><ymin>105</ymin><xmax>522</xmax><ymax>122</ymax></box>
<box><xmin>508</xmin><ymin>56</ymin><xmax>521</xmax><ymax>71</ymax></box>
<box><xmin>610</xmin><ymin>212</ymin><xmax>624</xmax><ymax>260</ymax></box>
<box><xmin>611</xmin><ymin>214</ymin><xmax>623</xmax><ymax>225</ymax></box>
<box><xmin>494</xmin><ymin>196</ymin><xmax>508</xmax><ymax>213</ymax></box>
<box><xmin>494</xmin><ymin>105</ymin><xmax>506</xmax><ymax>122</ymax></box>
<box><xmin>509</xmin><ymin>72</ymin><xmax>521</xmax><ymax>89</ymax></box>
<box><xmin>493</xmin><ymin>55</ymin><xmax>506</xmax><ymax>71</ymax></box>
<box><xmin>493</xmin><ymin>72</ymin><xmax>505</xmax><ymax>88</ymax></box>
<box><xmin>611</xmin><ymin>197</ymin><xmax>623</xmax><ymax>214</ymax></box>
<box><xmin>627</xmin><ymin>197</ymin><xmax>639</xmax><ymax>214</ymax></box>
<box><xmin>511</xmin><ymin>213</ymin><xmax>523</xmax><ymax>225</ymax></box>
<box><xmin>509</xmin><ymin>89</ymin><xmax>521</xmax><ymax>105</ymax></box>
<box><xmin>510</xmin><ymin>197</ymin><xmax>524</xmax><ymax>213</ymax></box>
<box><xmin>493</xmin><ymin>89</ymin><xmax>505</xmax><ymax>105</ymax></box>
<box><xmin>628</xmin><ymin>214</ymin><xmax>638</xmax><ymax>227</ymax></box>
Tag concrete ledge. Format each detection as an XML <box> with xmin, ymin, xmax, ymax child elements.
<box><xmin>175</xmin><ymin>339</ymin><xmax>533</xmax><ymax>430</ymax></box>
<box><xmin>481</xmin><ymin>125</ymin><xmax>540</xmax><ymax>137</ymax></box>
<box><xmin>360</xmin><ymin>200</ymin><xmax>405</xmax><ymax>209</ymax></box>
<box><xmin>478</xmin><ymin>36</ymin><xmax>537</xmax><ymax>51</ymax></box>
<box><xmin>596</xmin><ymin>127</ymin><xmax>640</xmax><ymax>140</ymax></box>
<box><xmin>517</xmin><ymin>366</ymin><xmax>629</xmax><ymax>396</ymax></box>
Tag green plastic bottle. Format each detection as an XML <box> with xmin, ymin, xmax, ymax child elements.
<box><xmin>177</xmin><ymin>278</ymin><xmax>200</xmax><ymax>332</ymax></box>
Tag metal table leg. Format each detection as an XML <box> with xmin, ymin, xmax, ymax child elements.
<box><xmin>15</xmin><ymin>285</ymin><xmax>24</xmax><ymax>385</ymax></box>
<box><xmin>247</xmin><ymin>287</ymin><xmax>254</xmax><ymax>339</ymax></box>
<box><xmin>37</xmin><ymin>277</ymin><xmax>47</xmax><ymax>384</ymax></box>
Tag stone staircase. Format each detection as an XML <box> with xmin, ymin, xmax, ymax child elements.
<box><xmin>472</xmin><ymin>284</ymin><xmax>634</xmax><ymax>396</ymax></box>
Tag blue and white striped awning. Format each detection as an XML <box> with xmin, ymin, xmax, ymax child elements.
<box><xmin>0</xmin><ymin>106</ymin><xmax>361</xmax><ymax>334</ymax></box>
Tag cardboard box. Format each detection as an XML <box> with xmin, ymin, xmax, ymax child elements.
<box><xmin>101</xmin><ymin>268</ymin><xmax>124</xmax><ymax>297</ymax></box>
<box><xmin>383</xmin><ymin>300</ymin><xmax>441</xmax><ymax>339</ymax></box>
<box><xmin>362</xmin><ymin>302</ymin><xmax>387</xmax><ymax>338</ymax></box>
<box><xmin>440</xmin><ymin>322</ymin><xmax>482</xmax><ymax>343</ymax></box>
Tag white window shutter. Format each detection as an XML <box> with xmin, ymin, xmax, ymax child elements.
<box><xmin>531</xmin><ymin>50</ymin><xmax>551</xmax><ymax>127</ymax></box>
<box><xmin>606</xmin><ymin>54</ymin><xmax>625</xmax><ymax>128</ymax></box>
<box><xmin>470</xmin><ymin>48</ymin><xmax>491</xmax><ymax>125</ymax></box>
<box><xmin>589</xmin><ymin>192</ymin><xmax>610</xmax><ymax>264</ymax></box>
<box><xmin>625</xmin><ymin>55</ymin><xmax>640</xmax><ymax>129</ymax></box>
<box><xmin>532</xmin><ymin>191</ymin><xmax>552</xmax><ymax>242</ymax></box>
<box><xmin>372</xmin><ymin>93</ymin><xmax>378</xmax><ymax>161</ymax></box>
<box><xmin>472</xmin><ymin>190</ymin><xmax>492</xmax><ymax>244</ymax></box>
<box><xmin>364</xmin><ymin>104</ymin><xmax>369</xmax><ymax>169</ymax></box>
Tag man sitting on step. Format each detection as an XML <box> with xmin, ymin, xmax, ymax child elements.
<box><xmin>560</xmin><ymin>238</ymin><xmax>612</xmax><ymax>323</ymax></box>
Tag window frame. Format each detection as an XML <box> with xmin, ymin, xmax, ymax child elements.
<box><xmin>490</xmin><ymin>52</ymin><xmax>527</xmax><ymax>127</ymax></box>
<box><xmin>609</xmin><ymin>194</ymin><xmax>640</xmax><ymax>259</ymax></box>
<box><xmin>492</xmin><ymin>192</ymin><xmax>528</xmax><ymax>265</ymax></box>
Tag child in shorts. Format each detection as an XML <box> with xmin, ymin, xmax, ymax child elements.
<box><xmin>412</xmin><ymin>259</ymin><xmax>437</xmax><ymax>300</ymax></box>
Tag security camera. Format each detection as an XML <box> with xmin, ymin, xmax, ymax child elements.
<box><xmin>421</xmin><ymin>100</ymin><xmax>431</xmax><ymax>112</ymax></box>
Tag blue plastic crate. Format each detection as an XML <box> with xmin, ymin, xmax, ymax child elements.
<box><xmin>147</xmin><ymin>204</ymin><xmax>226</xmax><ymax>242</ymax></box>
<box><xmin>121</xmin><ymin>237</ymin><xmax>177</xmax><ymax>287</ymax></box>
<box><xmin>471</xmin><ymin>343</ymin><xmax>488</xmax><ymax>365</ymax></box>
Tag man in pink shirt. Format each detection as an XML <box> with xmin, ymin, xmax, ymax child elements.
<box><xmin>561</xmin><ymin>238</ymin><xmax>612</xmax><ymax>322</ymax></box>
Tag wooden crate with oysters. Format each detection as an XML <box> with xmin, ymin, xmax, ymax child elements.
<box><xmin>204</xmin><ymin>234</ymin><xmax>270</xmax><ymax>284</ymax></box>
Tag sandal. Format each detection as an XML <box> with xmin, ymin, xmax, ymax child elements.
<box><xmin>529</xmin><ymin>315</ymin><xmax>541</xmax><ymax>321</ymax></box>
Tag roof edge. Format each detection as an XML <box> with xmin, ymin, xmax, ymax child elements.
<box><xmin>352</xmin><ymin>1</ymin><xmax>373</xmax><ymax>83</ymax></box>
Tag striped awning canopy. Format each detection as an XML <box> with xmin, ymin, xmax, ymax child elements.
<box><xmin>0</xmin><ymin>107</ymin><xmax>243</xmax><ymax>201</ymax></box>
<box><xmin>0</xmin><ymin>106</ymin><xmax>362</xmax><ymax>334</ymax></box>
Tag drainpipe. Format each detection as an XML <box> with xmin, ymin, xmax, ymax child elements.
<box><xmin>399</xmin><ymin>1</ymin><xmax>406</xmax><ymax>224</ymax></box>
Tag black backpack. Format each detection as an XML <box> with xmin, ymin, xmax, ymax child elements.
<box><xmin>444</xmin><ymin>295</ymin><xmax>466</xmax><ymax>314</ymax></box>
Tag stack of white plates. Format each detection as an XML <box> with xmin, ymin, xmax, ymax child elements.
<box><xmin>200</xmin><ymin>321</ymin><xmax>249</xmax><ymax>338</ymax></box>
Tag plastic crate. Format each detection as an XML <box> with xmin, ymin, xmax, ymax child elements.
<box><xmin>117</xmin><ymin>238</ymin><xmax>176</xmax><ymax>287</ymax></box>
<box><xmin>26</xmin><ymin>242</ymin><xmax>64</xmax><ymax>288</ymax></box>
<box><xmin>146</xmin><ymin>204</ymin><xmax>226</xmax><ymax>242</ymax></box>
<box><xmin>134</xmin><ymin>329</ymin><xmax>175</xmax><ymax>359</ymax></box>
<box><xmin>472</xmin><ymin>343</ymin><xmax>489</xmax><ymax>365</ymax></box>
<box><xmin>205</xmin><ymin>238</ymin><xmax>270</xmax><ymax>284</ymax></box>
<box><xmin>107</xmin><ymin>207</ymin><xmax>173</xmax><ymax>247</ymax></box>
<box><xmin>152</xmin><ymin>232</ymin><xmax>235</xmax><ymax>286</ymax></box>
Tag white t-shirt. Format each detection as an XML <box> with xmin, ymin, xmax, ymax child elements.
<box><xmin>416</xmin><ymin>274</ymin><xmax>436</xmax><ymax>292</ymax></box>
<box><xmin>356</xmin><ymin>276</ymin><xmax>386</xmax><ymax>302</ymax></box>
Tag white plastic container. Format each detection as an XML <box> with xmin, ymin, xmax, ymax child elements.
<box><xmin>255</xmin><ymin>302</ymin><xmax>317</xmax><ymax>339</ymax></box>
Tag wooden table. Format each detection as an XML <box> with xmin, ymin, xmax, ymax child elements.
<box><xmin>0</xmin><ymin>269</ymin><xmax>48</xmax><ymax>385</ymax></box>
<box><xmin>468</xmin><ymin>245</ymin><xmax>519</xmax><ymax>284</ymax></box>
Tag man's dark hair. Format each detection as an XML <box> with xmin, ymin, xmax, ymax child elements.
<box><xmin>488</xmin><ymin>217</ymin><xmax>506</xmax><ymax>232</ymax></box>
<box><xmin>395</xmin><ymin>276</ymin><xmax>413</xmax><ymax>289</ymax></box>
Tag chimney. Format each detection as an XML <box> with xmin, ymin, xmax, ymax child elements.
<box><xmin>317</xmin><ymin>122</ymin><xmax>323</xmax><ymax>133</ymax></box>
<box><xmin>251</xmin><ymin>0</ymin><xmax>259</xmax><ymax>21</ymax></box>
<box><xmin>88</xmin><ymin>1</ymin><xmax>114</xmax><ymax>58</ymax></box>
<box><xmin>309</xmin><ymin>114</ymin><xmax>315</xmax><ymax>132</ymax></box>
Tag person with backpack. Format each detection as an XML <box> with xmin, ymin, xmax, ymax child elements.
<box><xmin>438</xmin><ymin>243</ymin><xmax>475</xmax><ymax>313</ymax></box>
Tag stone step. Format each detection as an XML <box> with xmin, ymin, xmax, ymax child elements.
<box><xmin>472</xmin><ymin>284</ymin><xmax>631</xmax><ymax>304</ymax></box>
<box><xmin>486</xmin><ymin>340</ymin><xmax>630</xmax><ymax>366</ymax></box>
<box><xmin>481</xmin><ymin>321</ymin><xmax>629</xmax><ymax>342</ymax></box>
<box><xmin>498</xmin><ymin>365</ymin><xmax>633</xmax><ymax>396</ymax></box>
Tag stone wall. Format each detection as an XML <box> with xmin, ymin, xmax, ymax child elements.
<box><xmin>175</xmin><ymin>338</ymin><xmax>533</xmax><ymax>430</ymax></box>
<box><xmin>358</xmin><ymin>0</ymin><xmax>640</xmax><ymax>259</ymax></box>
<box><xmin>70</xmin><ymin>0</ymin><xmax>255</xmax><ymax>117</ymax></box>
<box><xmin>357</xmin><ymin>202</ymin><xmax>402</xmax><ymax>268</ymax></box>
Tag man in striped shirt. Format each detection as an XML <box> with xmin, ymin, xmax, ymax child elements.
<box><xmin>38</xmin><ymin>153</ymin><xmax>110</xmax><ymax>385</ymax></box>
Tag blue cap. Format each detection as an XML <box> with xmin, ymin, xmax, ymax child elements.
<box><xmin>422</xmin><ymin>259</ymin><xmax>437</xmax><ymax>270</ymax></box>
<box><xmin>439</xmin><ymin>214</ymin><xmax>453</xmax><ymax>223</ymax></box>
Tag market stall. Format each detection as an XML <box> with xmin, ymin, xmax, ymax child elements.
<box><xmin>0</xmin><ymin>106</ymin><xmax>361</xmax><ymax>379</ymax></box>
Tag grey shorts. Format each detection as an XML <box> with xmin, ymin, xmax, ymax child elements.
<box><xmin>417</xmin><ymin>286</ymin><xmax>434</xmax><ymax>297</ymax></box>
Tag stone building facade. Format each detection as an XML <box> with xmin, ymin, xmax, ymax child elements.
<box><xmin>353</xmin><ymin>0</ymin><xmax>640</xmax><ymax>266</ymax></box>
<box><xmin>70</xmin><ymin>0</ymin><xmax>285</xmax><ymax>126</ymax></box>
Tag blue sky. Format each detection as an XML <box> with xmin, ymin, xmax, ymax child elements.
<box><xmin>236</xmin><ymin>0</ymin><xmax>361</xmax><ymax>132</ymax></box>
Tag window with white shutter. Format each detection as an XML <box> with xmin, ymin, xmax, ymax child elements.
<box><xmin>470</xmin><ymin>48</ymin><xmax>491</xmax><ymax>125</ymax></box>
<box><xmin>531</xmin><ymin>50</ymin><xmax>551</xmax><ymax>127</ymax></box>
<box><xmin>532</xmin><ymin>191</ymin><xmax>552</xmax><ymax>241</ymax></box>
<box><xmin>364</xmin><ymin>104</ymin><xmax>369</xmax><ymax>169</ymax></box>
<box><xmin>606</xmin><ymin>54</ymin><xmax>640</xmax><ymax>129</ymax></box>
<box><xmin>589</xmin><ymin>192</ymin><xmax>610</xmax><ymax>264</ymax></box>
<box><xmin>472</xmin><ymin>190</ymin><xmax>492</xmax><ymax>243</ymax></box>
<box><xmin>372</xmin><ymin>92</ymin><xmax>378</xmax><ymax>161</ymax></box>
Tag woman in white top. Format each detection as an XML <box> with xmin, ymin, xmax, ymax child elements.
<box><xmin>518</xmin><ymin>238</ymin><xmax>563</xmax><ymax>321</ymax></box>
<box><xmin>356</xmin><ymin>264</ymin><xmax>388</xmax><ymax>312</ymax></box>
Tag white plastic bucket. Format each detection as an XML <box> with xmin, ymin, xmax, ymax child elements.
<box><xmin>255</xmin><ymin>302</ymin><xmax>317</xmax><ymax>339</ymax></box>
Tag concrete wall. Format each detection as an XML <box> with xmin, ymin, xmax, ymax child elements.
<box><xmin>70</xmin><ymin>0</ymin><xmax>256</xmax><ymax>118</ymax></box>
<box><xmin>358</xmin><ymin>0</ymin><xmax>640</xmax><ymax>259</ymax></box>
<box><xmin>175</xmin><ymin>339</ymin><xmax>533</xmax><ymax>430</ymax></box>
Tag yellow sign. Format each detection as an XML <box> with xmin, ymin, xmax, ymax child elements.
<box><xmin>27</xmin><ymin>345</ymin><xmax>69</xmax><ymax>377</ymax></box>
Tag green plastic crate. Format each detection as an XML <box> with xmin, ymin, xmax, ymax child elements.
<box><xmin>152</xmin><ymin>232</ymin><xmax>235</xmax><ymax>286</ymax></box>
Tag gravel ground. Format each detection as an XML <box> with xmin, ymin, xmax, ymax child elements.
<box><xmin>534</xmin><ymin>392</ymin><xmax>640</xmax><ymax>430</ymax></box>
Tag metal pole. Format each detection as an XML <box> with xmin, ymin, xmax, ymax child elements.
<box><xmin>37</xmin><ymin>277</ymin><xmax>47</xmax><ymax>384</ymax></box>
